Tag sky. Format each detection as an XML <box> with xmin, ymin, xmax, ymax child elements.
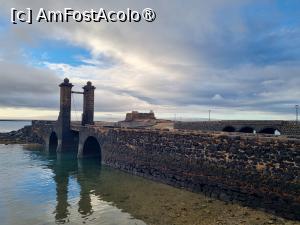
<box><xmin>0</xmin><ymin>0</ymin><xmax>299</xmax><ymax>121</ymax></box>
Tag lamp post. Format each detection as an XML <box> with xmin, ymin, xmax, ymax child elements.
<box><xmin>296</xmin><ymin>105</ymin><xmax>299</xmax><ymax>124</ymax></box>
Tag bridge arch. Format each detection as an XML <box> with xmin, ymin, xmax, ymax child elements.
<box><xmin>82</xmin><ymin>136</ymin><xmax>101</xmax><ymax>160</ymax></box>
<box><xmin>258</xmin><ymin>127</ymin><xmax>281</xmax><ymax>135</ymax></box>
<box><xmin>222</xmin><ymin>126</ymin><xmax>236</xmax><ymax>132</ymax></box>
<box><xmin>239</xmin><ymin>126</ymin><xmax>255</xmax><ymax>133</ymax></box>
<box><xmin>49</xmin><ymin>131</ymin><xmax>58</xmax><ymax>153</ymax></box>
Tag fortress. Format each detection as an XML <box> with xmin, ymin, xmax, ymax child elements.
<box><xmin>30</xmin><ymin>78</ymin><xmax>300</xmax><ymax>220</ymax></box>
<box><xmin>125</xmin><ymin>110</ymin><xmax>156</xmax><ymax>122</ymax></box>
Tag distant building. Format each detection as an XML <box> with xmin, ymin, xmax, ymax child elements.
<box><xmin>125</xmin><ymin>111</ymin><xmax>156</xmax><ymax>122</ymax></box>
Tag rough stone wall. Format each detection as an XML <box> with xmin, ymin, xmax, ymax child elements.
<box><xmin>174</xmin><ymin>121</ymin><xmax>300</xmax><ymax>136</ymax></box>
<box><xmin>32</xmin><ymin>120</ymin><xmax>79</xmax><ymax>152</ymax></box>
<box><xmin>31</xmin><ymin>120</ymin><xmax>56</xmax><ymax>140</ymax></box>
<box><xmin>175</xmin><ymin>121</ymin><xmax>223</xmax><ymax>131</ymax></box>
<box><xmin>280</xmin><ymin>121</ymin><xmax>300</xmax><ymax>136</ymax></box>
<box><xmin>100</xmin><ymin>129</ymin><xmax>300</xmax><ymax>220</ymax></box>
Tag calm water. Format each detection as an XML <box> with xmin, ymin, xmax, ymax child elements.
<box><xmin>0</xmin><ymin>144</ymin><xmax>299</xmax><ymax>225</ymax></box>
<box><xmin>0</xmin><ymin>145</ymin><xmax>148</xmax><ymax>225</ymax></box>
<box><xmin>0</xmin><ymin>121</ymin><xmax>31</xmax><ymax>132</ymax></box>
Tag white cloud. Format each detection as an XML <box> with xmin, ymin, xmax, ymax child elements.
<box><xmin>0</xmin><ymin>0</ymin><xmax>299</xmax><ymax>120</ymax></box>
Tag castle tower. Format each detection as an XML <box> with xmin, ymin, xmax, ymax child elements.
<box><xmin>82</xmin><ymin>81</ymin><xmax>95</xmax><ymax>126</ymax></box>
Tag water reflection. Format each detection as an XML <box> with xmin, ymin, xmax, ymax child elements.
<box><xmin>43</xmin><ymin>152</ymin><xmax>146</xmax><ymax>225</ymax></box>
<box><xmin>51</xmin><ymin>155</ymin><xmax>74</xmax><ymax>223</ymax></box>
<box><xmin>46</xmin><ymin>153</ymin><xmax>102</xmax><ymax>223</ymax></box>
<box><xmin>77</xmin><ymin>159</ymin><xmax>101</xmax><ymax>218</ymax></box>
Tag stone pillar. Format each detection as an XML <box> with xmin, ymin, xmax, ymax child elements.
<box><xmin>82</xmin><ymin>81</ymin><xmax>95</xmax><ymax>126</ymax></box>
<box><xmin>57</xmin><ymin>78</ymin><xmax>74</xmax><ymax>151</ymax></box>
<box><xmin>59</xmin><ymin>78</ymin><xmax>73</xmax><ymax>128</ymax></box>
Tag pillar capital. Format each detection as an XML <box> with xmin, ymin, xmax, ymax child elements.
<box><xmin>59</xmin><ymin>78</ymin><xmax>73</xmax><ymax>88</ymax></box>
<box><xmin>83</xmin><ymin>81</ymin><xmax>95</xmax><ymax>91</ymax></box>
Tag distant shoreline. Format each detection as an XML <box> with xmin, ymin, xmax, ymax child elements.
<box><xmin>0</xmin><ymin>120</ymin><xmax>32</xmax><ymax>122</ymax></box>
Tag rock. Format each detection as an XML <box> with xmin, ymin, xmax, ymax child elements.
<box><xmin>0</xmin><ymin>125</ymin><xmax>44</xmax><ymax>145</ymax></box>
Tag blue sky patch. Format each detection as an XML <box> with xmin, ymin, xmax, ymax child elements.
<box><xmin>0</xmin><ymin>17</ymin><xmax>11</xmax><ymax>34</ymax></box>
<box><xmin>24</xmin><ymin>39</ymin><xmax>91</xmax><ymax>66</ymax></box>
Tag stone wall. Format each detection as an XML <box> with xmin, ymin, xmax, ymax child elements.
<box><xmin>100</xmin><ymin>129</ymin><xmax>300</xmax><ymax>220</ymax></box>
<box><xmin>174</xmin><ymin>121</ymin><xmax>300</xmax><ymax>136</ymax></box>
<box><xmin>32</xmin><ymin>120</ymin><xmax>79</xmax><ymax>152</ymax></box>
<box><xmin>32</xmin><ymin>120</ymin><xmax>56</xmax><ymax>141</ymax></box>
<box><xmin>175</xmin><ymin>121</ymin><xmax>223</xmax><ymax>131</ymax></box>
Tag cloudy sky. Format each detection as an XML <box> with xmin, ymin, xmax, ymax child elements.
<box><xmin>0</xmin><ymin>0</ymin><xmax>299</xmax><ymax>121</ymax></box>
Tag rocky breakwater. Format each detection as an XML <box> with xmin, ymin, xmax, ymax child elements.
<box><xmin>0</xmin><ymin>125</ymin><xmax>44</xmax><ymax>144</ymax></box>
<box><xmin>102</xmin><ymin>129</ymin><xmax>300</xmax><ymax>220</ymax></box>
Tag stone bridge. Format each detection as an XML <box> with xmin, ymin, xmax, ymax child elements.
<box><xmin>32</xmin><ymin>78</ymin><xmax>300</xmax><ymax>156</ymax></box>
<box><xmin>30</xmin><ymin>78</ymin><xmax>300</xmax><ymax>220</ymax></box>
<box><xmin>174</xmin><ymin>120</ymin><xmax>300</xmax><ymax>136</ymax></box>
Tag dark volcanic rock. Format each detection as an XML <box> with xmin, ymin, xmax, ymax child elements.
<box><xmin>0</xmin><ymin>125</ymin><xmax>44</xmax><ymax>144</ymax></box>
